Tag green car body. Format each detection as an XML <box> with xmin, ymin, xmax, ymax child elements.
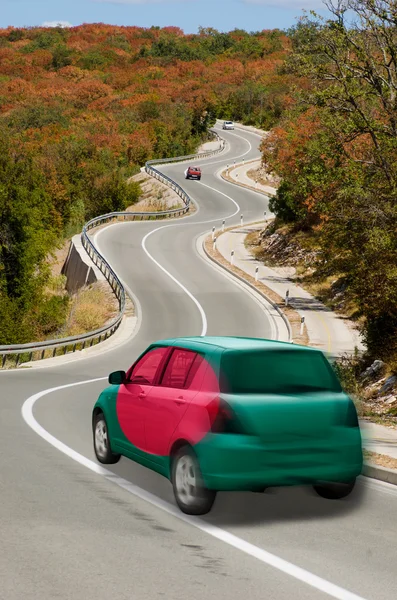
<box><xmin>93</xmin><ymin>336</ymin><xmax>363</xmax><ymax>513</ymax></box>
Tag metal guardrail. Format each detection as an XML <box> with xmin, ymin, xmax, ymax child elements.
<box><xmin>0</xmin><ymin>129</ymin><xmax>226</xmax><ymax>369</ymax></box>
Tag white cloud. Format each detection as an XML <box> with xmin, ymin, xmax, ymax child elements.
<box><xmin>42</xmin><ymin>21</ymin><xmax>73</xmax><ymax>28</ymax></box>
<box><xmin>243</xmin><ymin>0</ymin><xmax>326</xmax><ymax>8</ymax></box>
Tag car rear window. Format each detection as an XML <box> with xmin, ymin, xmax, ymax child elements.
<box><xmin>219</xmin><ymin>349</ymin><xmax>341</xmax><ymax>394</ymax></box>
<box><xmin>190</xmin><ymin>166</ymin><xmax>201</xmax><ymax>171</ymax></box>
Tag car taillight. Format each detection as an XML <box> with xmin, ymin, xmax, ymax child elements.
<box><xmin>206</xmin><ymin>398</ymin><xmax>244</xmax><ymax>434</ymax></box>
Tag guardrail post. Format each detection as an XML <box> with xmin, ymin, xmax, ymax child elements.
<box><xmin>285</xmin><ymin>289</ymin><xmax>290</xmax><ymax>306</ymax></box>
<box><xmin>52</xmin><ymin>348</ymin><xmax>56</xmax><ymax>357</ymax></box>
<box><xmin>2</xmin><ymin>355</ymin><xmax>6</xmax><ymax>369</ymax></box>
<box><xmin>300</xmin><ymin>316</ymin><xmax>305</xmax><ymax>336</ymax></box>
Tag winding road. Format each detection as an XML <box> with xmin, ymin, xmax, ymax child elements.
<box><xmin>1</xmin><ymin>125</ymin><xmax>397</xmax><ymax>600</ymax></box>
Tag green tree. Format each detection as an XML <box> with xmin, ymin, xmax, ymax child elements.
<box><xmin>51</xmin><ymin>44</ymin><xmax>72</xmax><ymax>70</ymax></box>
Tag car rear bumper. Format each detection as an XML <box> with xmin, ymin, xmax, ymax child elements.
<box><xmin>195</xmin><ymin>431</ymin><xmax>363</xmax><ymax>491</ymax></box>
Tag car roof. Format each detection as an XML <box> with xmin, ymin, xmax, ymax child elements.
<box><xmin>152</xmin><ymin>336</ymin><xmax>320</xmax><ymax>354</ymax></box>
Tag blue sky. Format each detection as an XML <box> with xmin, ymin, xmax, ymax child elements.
<box><xmin>2</xmin><ymin>0</ymin><xmax>330</xmax><ymax>34</ymax></box>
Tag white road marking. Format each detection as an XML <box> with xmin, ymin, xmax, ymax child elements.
<box><xmin>161</xmin><ymin>130</ymin><xmax>254</xmax><ymax>170</ymax></box>
<box><xmin>197</xmin><ymin>181</ymin><xmax>241</xmax><ymax>213</ymax></box>
<box><xmin>22</xmin><ymin>378</ymin><xmax>368</xmax><ymax>600</ymax></box>
<box><xmin>142</xmin><ymin>226</ymin><xmax>208</xmax><ymax>336</ymax></box>
<box><xmin>195</xmin><ymin>232</ymin><xmax>282</xmax><ymax>342</ymax></box>
<box><xmin>95</xmin><ymin>181</ymin><xmax>243</xmax><ymax>339</ymax></box>
<box><xmin>139</xmin><ymin>181</ymin><xmax>247</xmax><ymax>337</ymax></box>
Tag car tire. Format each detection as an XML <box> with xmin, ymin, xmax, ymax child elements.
<box><xmin>93</xmin><ymin>413</ymin><xmax>121</xmax><ymax>465</ymax></box>
<box><xmin>313</xmin><ymin>478</ymin><xmax>356</xmax><ymax>500</ymax></box>
<box><xmin>198</xmin><ymin>177</ymin><xmax>201</xmax><ymax>181</ymax></box>
<box><xmin>171</xmin><ymin>446</ymin><xmax>216</xmax><ymax>515</ymax></box>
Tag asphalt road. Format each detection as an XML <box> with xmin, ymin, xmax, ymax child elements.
<box><xmin>1</xmin><ymin>125</ymin><xmax>396</xmax><ymax>600</ymax></box>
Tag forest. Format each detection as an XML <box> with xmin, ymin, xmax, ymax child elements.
<box><xmin>0</xmin><ymin>24</ymin><xmax>292</xmax><ymax>345</ymax></box>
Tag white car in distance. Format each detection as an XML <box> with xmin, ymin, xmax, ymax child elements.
<box><xmin>222</xmin><ymin>121</ymin><xmax>234</xmax><ymax>130</ymax></box>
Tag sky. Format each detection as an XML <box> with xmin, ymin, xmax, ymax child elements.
<box><xmin>2</xmin><ymin>0</ymin><xmax>331</xmax><ymax>34</ymax></box>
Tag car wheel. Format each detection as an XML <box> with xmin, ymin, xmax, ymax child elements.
<box><xmin>198</xmin><ymin>177</ymin><xmax>201</xmax><ymax>180</ymax></box>
<box><xmin>93</xmin><ymin>413</ymin><xmax>121</xmax><ymax>464</ymax></box>
<box><xmin>171</xmin><ymin>446</ymin><xmax>216</xmax><ymax>515</ymax></box>
<box><xmin>313</xmin><ymin>478</ymin><xmax>356</xmax><ymax>500</ymax></box>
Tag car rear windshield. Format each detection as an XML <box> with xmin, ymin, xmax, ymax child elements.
<box><xmin>190</xmin><ymin>166</ymin><xmax>201</xmax><ymax>171</ymax></box>
<box><xmin>219</xmin><ymin>349</ymin><xmax>341</xmax><ymax>394</ymax></box>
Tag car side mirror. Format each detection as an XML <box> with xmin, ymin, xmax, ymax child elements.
<box><xmin>108</xmin><ymin>370</ymin><xmax>126</xmax><ymax>385</ymax></box>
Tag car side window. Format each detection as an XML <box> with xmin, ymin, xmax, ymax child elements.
<box><xmin>184</xmin><ymin>353</ymin><xmax>205</xmax><ymax>389</ymax></box>
<box><xmin>160</xmin><ymin>348</ymin><xmax>199</xmax><ymax>389</ymax></box>
<box><xmin>129</xmin><ymin>347</ymin><xmax>168</xmax><ymax>386</ymax></box>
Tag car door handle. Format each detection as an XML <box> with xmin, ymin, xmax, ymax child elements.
<box><xmin>174</xmin><ymin>396</ymin><xmax>186</xmax><ymax>406</ymax></box>
<box><xmin>139</xmin><ymin>392</ymin><xmax>146</xmax><ymax>399</ymax></box>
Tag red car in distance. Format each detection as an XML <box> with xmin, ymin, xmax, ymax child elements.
<box><xmin>185</xmin><ymin>166</ymin><xmax>201</xmax><ymax>180</ymax></box>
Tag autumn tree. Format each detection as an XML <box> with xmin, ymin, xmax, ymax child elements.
<box><xmin>268</xmin><ymin>0</ymin><xmax>397</xmax><ymax>359</ymax></box>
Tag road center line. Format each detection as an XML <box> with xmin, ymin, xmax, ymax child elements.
<box><xmin>22</xmin><ymin>378</ymin><xmax>368</xmax><ymax>600</ymax></box>
<box><xmin>95</xmin><ymin>181</ymin><xmax>242</xmax><ymax>338</ymax></box>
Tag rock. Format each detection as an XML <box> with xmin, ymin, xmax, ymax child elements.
<box><xmin>380</xmin><ymin>375</ymin><xmax>397</xmax><ymax>394</ymax></box>
<box><xmin>384</xmin><ymin>395</ymin><xmax>397</xmax><ymax>405</ymax></box>
<box><xmin>360</xmin><ymin>359</ymin><xmax>386</xmax><ymax>379</ymax></box>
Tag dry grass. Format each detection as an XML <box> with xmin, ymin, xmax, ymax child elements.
<box><xmin>48</xmin><ymin>239</ymin><xmax>72</xmax><ymax>278</ymax></box>
<box><xmin>364</xmin><ymin>449</ymin><xmax>397</xmax><ymax>470</ymax></box>
<box><xmin>221</xmin><ymin>167</ymin><xmax>271</xmax><ymax>198</ymax></box>
<box><xmin>246</xmin><ymin>166</ymin><xmax>279</xmax><ymax>188</ymax></box>
<box><xmin>65</xmin><ymin>281</ymin><xmax>119</xmax><ymax>337</ymax></box>
<box><xmin>204</xmin><ymin>233</ymin><xmax>309</xmax><ymax>346</ymax></box>
<box><xmin>128</xmin><ymin>171</ymin><xmax>190</xmax><ymax>213</ymax></box>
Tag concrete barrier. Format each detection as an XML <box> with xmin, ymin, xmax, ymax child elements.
<box><xmin>62</xmin><ymin>234</ymin><xmax>105</xmax><ymax>294</ymax></box>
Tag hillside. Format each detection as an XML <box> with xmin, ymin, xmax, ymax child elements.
<box><xmin>0</xmin><ymin>24</ymin><xmax>292</xmax><ymax>345</ymax></box>
<box><xmin>259</xmin><ymin>3</ymin><xmax>397</xmax><ymax>366</ymax></box>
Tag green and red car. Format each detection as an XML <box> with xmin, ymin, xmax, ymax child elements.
<box><xmin>92</xmin><ymin>336</ymin><xmax>363</xmax><ymax>515</ymax></box>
